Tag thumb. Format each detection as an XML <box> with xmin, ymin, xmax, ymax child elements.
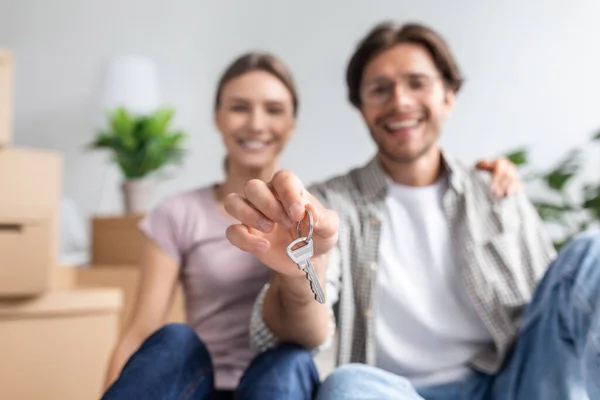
<box><xmin>309</xmin><ymin>203</ymin><xmax>339</xmax><ymax>241</ymax></box>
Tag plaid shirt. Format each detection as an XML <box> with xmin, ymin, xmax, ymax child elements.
<box><xmin>250</xmin><ymin>152</ymin><xmax>557</xmax><ymax>374</ymax></box>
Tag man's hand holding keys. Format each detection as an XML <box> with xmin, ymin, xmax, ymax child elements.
<box><xmin>224</xmin><ymin>170</ymin><xmax>339</xmax><ymax>284</ymax></box>
<box><xmin>225</xmin><ymin>171</ymin><xmax>337</xmax><ymax>349</ymax></box>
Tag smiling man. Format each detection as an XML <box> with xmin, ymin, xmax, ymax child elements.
<box><xmin>225</xmin><ymin>21</ymin><xmax>600</xmax><ymax>399</ymax></box>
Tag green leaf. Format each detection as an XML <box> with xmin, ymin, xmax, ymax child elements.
<box><xmin>134</xmin><ymin>116</ymin><xmax>150</xmax><ymax>141</ymax></box>
<box><xmin>109</xmin><ymin>108</ymin><xmax>134</xmax><ymax>135</ymax></box>
<box><xmin>106</xmin><ymin>108</ymin><xmax>138</xmax><ymax>150</ymax></box>
<box><xmin>543</xmin><ymin>149</ymin><xmax>581</xmax><ymax>191</ymax></box>
<box><xmin>161</xmin><ymin>132</ymin><xmax>186</xmax><ymax>149</ymax></box>
<box><xmin>546</xmin><ymin>171</ymin><xmax>575</xmax><ymax>191</ymax></box>
<box><xmin>583</xmin><ymin>185</ymin><xmax>600</xmax><ymax>219</ymax></box>
<box><xmin>112</xmin><ymin>153</ymin><xmax>137</xmax><ymax>179</ymax></box>
<box><xmin>90</xmin><ymin>132</ymin><xmax>115</xmax><ymax>148</ymax></box>
<box><xmin>584</xmin><ymin>184</ymin><xmax>599</xmax><ymax>200</ymax></box>
<box><xmin>532</xmin><ymin>201</ymin><xmax>573</xmax><ymax>222</ymax></box>
<box><xmin>505</xmin><ymin>148</ymin><xmax>528</xmax><ymax>166</ymax></box>
<box><xmin>579</xmin><ymin>220</ymin><xmax>591</xmax><ymax>233</ymax></box>
<box><xmin>142</xmin><ymin>108</ymin><xmax>174</xmax><ymax>139</ymax></box>
<box><xmin>90</xmin><ymin>134</ymin><xmax>130</xmax><ymax>155</ymax></box>
<box><xmin>593</xmin><ymin>130</ymin><xmax>600</xmax><ymax>141</ymax></box>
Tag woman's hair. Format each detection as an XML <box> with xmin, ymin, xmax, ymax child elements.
<box><xmin>214</xmin><ymin>52</ymin><xmax>299</xmax><ymax>116</ymax></box>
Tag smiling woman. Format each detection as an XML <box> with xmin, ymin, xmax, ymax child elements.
<box><xmin>214</xmin><ymin>53</ymin><xmax>298</xmax><ymax>176</ymax></box>
<box><xmin>100</xmin><ymin>53</ymin><xmax>319</xmax><ymax>400</ymax></box>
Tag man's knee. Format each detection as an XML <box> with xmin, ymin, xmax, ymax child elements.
<box><xmin>553</xmin><ymin>230</ymin><xmax>600</xmax><ymax>312</ymax></box>
<box><xmin>562</xmin><ymin>230</ymin><xmax>600</xmax><ymax>258</ymax></box>
<box><xmin>554</xmin><ymin>230</ymin><xmax>600</xmax><ymax>278</ymax></box>
<box><xmin>320</xmin><ymin>363</ymin><xmax>369</xmax><ymax>388</ymax></box>
<box><xmin>322</xmin><ymin>363</ymin><xmax>405</xmax><ymax>387</ymax></box>
<box><xmin>326</xmin><ymin>363</ymin><xmax>373</xmax><ymax>378</ymax></box>
<box><xmin>318</xmin><ymin>364</ymin><xmax>418</xmax><ymax>400</ymax></box>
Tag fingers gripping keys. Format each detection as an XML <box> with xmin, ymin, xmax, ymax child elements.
<box><xmin>285</xmin><ymin>209</ymin><xmax>326</xmax><ymax>304</ymax></box>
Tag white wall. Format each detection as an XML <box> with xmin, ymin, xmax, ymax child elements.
<box><xmin>1</xmin><ymin>0</ymin><xmax>599</xmax><ymax>222</ymax></box>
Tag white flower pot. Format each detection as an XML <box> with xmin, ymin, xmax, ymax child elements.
<box><xmin>121</xmin><ymin>179</ymin><xmax>153</xmax><ymax>214</ymax></box>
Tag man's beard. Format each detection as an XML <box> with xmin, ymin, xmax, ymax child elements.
<box><xmin>371</xmin><ymin>127</ymin><xmax>438</xmax><ymax>164</ymax></box>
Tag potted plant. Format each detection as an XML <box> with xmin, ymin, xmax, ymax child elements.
<box><xmin>505</xmin><ymin>130</ymin><xmax>600</xmax><ymax>250</ymax></box>
<box><xmin>90</xmin><ymin>107</ymin><xmax>187</xmax><ymax>214</ymax></box>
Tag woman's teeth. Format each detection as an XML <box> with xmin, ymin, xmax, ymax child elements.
<box><xmin>241</xmin><ymin>140</ymin><xmax>268</xmax><ymax>149</ymax></box>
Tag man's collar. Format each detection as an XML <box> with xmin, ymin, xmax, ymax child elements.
<box><xmin>440</xmin><ymin>150</ymin><xmax>466</xmax><ymax>194</ymax></box>
<box><xmin>356</xmin><ymin>149</ymin><xmax>465</xmax><ymax>201</ymax></box>
<box><xmin>356</xmin><ymin>157</ymin><xmax>388</xmax><ymax>201</ymax></box>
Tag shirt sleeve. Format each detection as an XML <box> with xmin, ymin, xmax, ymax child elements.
<box><xmin>513</xmin><ymin>191</ymin><xmax>557</xmax><ymax>276</ymax></box>
<box><xmin>248</xmin><ymin>182</ymin><xmax>343</xmax><ymax>353</ymax></box>
<box><xmin>250</xmin><ymin>254</ymin><xmax>338</xmax><ymax>354</ymax></box>
<box><xmin>138</xmin><ymin>196</ymin><xmax>186</xmax><ymax>264</ymax></box>
<box><xmin>249</xmin><ymin>237</ymin><xmax>342</xmax><ymax>354</ymax></box>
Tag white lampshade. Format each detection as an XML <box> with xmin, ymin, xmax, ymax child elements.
<box><xmin>97</xmin><ymin>54</ymin><xmax>161</xmax><ymax>125</ymax></box>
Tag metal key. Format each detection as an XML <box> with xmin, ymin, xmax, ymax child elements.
<box><xmin>286</xmin><ymin>209</ymin><xmax>326</xmax><ymax>304</ymax></box>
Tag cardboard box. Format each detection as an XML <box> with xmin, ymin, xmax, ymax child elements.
<box><xmin>0</xmin><ymin>288</ymin><xmax>122</xmax><ymax>400</ymax></box>
<box><xmin>0</xmin><ymin>49</ymin><xmax>12</xmax><ymax>146</ymax></box>
<box><xmin>91</xmin><ymin>214</ymin><xmax>145</xmax><ymax>266</ymax></box>
<box><xmin>53</xmin><ymin>265</ymin><xmax>186</xmax><ymax>336</ymax></box>
<box><xmin>0</xmin><ymin>148</ymin><xmax>63</xmax><ymax>298</ymax></box>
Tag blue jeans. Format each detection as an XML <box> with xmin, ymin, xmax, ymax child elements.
<box><xmin>102</xmin><ymin>324</ymin><xmax>320</xmax><ymax>400</ymax></box>
<box><xmin>317</xmin><ymin>231</ymin><xmax>600</xmax><ymax>400</ymax></box>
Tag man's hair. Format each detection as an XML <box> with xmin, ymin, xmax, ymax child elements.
<box><xmin>346</xmin><ymin>21</ymin><xmax>464</xmax><ymax>108</ymax></box>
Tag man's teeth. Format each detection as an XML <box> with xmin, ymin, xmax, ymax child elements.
<box><xmin>242</xmin><ymin>140</ymin><xmax>267</xmax><ymax>149</ymax></box>
<box><xmin>386</xmin><ymin>120</ymin><xmax>420</xmax><ymax>130</ymax></box>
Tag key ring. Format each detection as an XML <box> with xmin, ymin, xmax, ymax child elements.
<box><xmin>296</xmin><ymin>208</ymin><xmax>314</xmax><ymax>243</ymax></box>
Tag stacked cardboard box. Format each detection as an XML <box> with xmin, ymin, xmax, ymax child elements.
<box><xmin>0</xmin><ymin>48</ymin><xmax>122</xmax><ymax>400</ymax></box>
<box><xmin>0</xmin><ymin>147</ymin><xmax>63</xmax><ymax>297</ymax></box>
<box><xmin>0</xmin><ymin>288</ymin><xmax>122</xmax><ymax>399</ymax></box>
<box><xmin>54</xmin><ymin>264</ymin><xmax>186</xmax><ymax>337</ymax></box>
<box><xmin>91</xmin><ymin>214</ymin><xmax>145</xmax><ymax>265</ymax></box>
<box><xmin>86</xmin><ymin>213</ymin><xmax>186</xmax><ymax>333</ymax></box>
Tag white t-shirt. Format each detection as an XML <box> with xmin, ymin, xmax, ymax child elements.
<box><xmin>375</xmin><ymin>176</ymin><xmax>493</xmax><ymax>388</ymax></box>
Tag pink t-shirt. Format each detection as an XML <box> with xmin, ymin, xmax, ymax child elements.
<box><xmin>139</xmin><ymin>186</ymin><xmax>271</xmax><ymax>390</ymax></box>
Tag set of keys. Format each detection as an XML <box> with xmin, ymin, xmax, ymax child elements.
<box><xmin>285</xmin><ymin>208</ymin><xmax>326</xmax><ymax>304</ymax></box>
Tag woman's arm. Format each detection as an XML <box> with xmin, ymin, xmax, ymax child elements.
<box><xmin>103</xmin><ymin>235</ymin><xmax>180</xmax><ymax>390</ymax></box>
